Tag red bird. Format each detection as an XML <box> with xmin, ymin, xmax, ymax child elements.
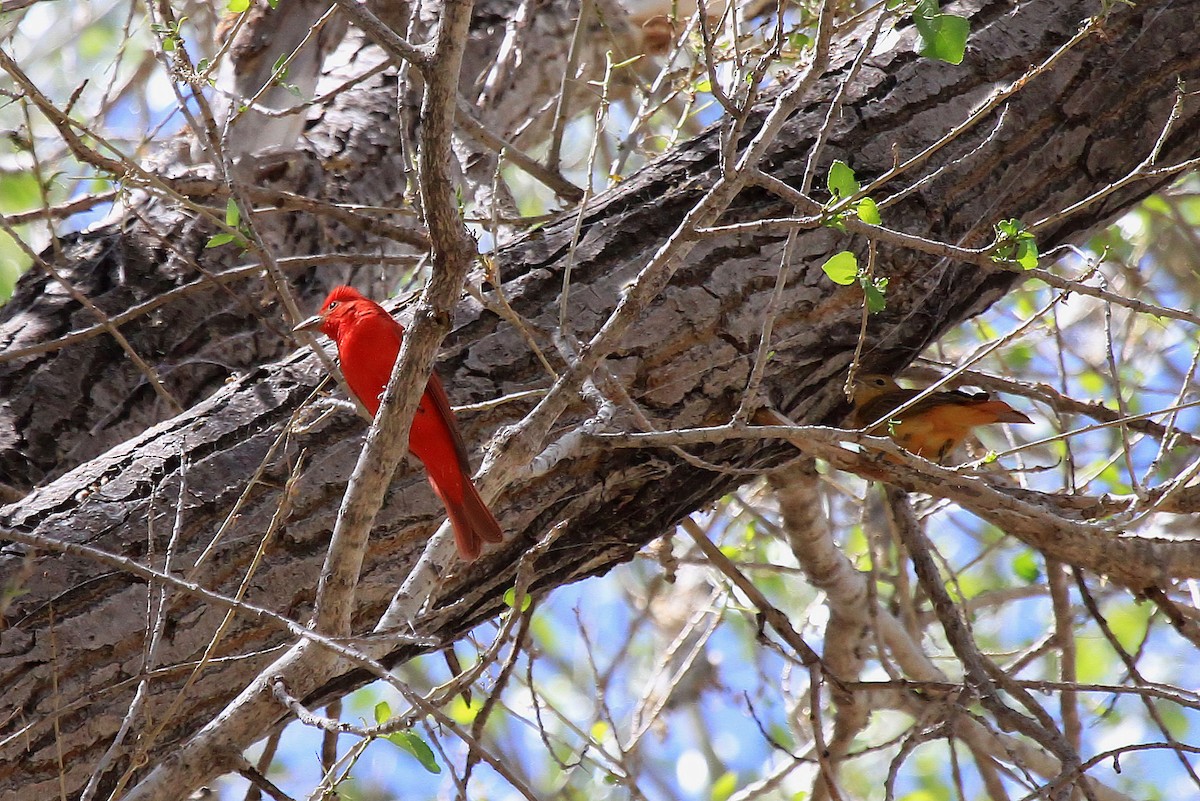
<box><xmin>294</xmin><ymin>286</ymin><xmax>503</xmax><ymax>560</ymax></box>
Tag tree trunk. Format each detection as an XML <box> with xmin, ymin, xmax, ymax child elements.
<box><xmin>3</xmin><ymin>1</ymin><xmax>1199</xmax><ymax>797</ymax></box>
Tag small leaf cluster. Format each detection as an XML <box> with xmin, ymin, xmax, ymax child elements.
<box><xmin>205</xmin><ymin>198</ymin><xmax>251</xmax><ymax>250</ymax></box>
<box><xmin>149</xmin><ymin>19</ymin><xmax>186</xmax><ymax>53</ymax></box>
<box><xmin>819</xmin><ymin>161</ymin><xmax>888</xmax><ymax>313</ymax></box>
<box><xmin>910</xmin><ymin>0</ymin><xmax>970</xmax><ymax>65</ymax></box>
<box><xmin>270</xmin><ymin>53</ymin><xmax>302</xmax><ymax>98</ymax></box>
<box><xmin>824</xmin><ymin>160</ymin><xmax>880</xmax><ymax>230</ymax></box>
<box><xmin>990</xmin><ymin>218</ymin><xmax>1039</xmax><ymax>270</ymax></box>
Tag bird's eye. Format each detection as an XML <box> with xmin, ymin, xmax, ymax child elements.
<box><xmin>327</xmin><ymin>301</ymin><xmax>339</xmax><ymax>310</ymax></box>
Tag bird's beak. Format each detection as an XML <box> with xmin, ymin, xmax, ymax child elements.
<box><xmin>293</xmin><ymin>314</ymin><xmax>324</xmax><ymax>334</ymax></box>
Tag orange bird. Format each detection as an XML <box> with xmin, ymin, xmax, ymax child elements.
<box><xmin>294</xmin><ymin>286</ymin><xmax>503</xmax><ymax>560</ymax></box>
<box><xmin>850</xmin><ymin>373</ymin><xmax>1033</xmax><ymax>463</ymax></box>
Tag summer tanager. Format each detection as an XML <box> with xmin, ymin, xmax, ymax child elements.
<box><xmin>294</xmin><ymin>286</ymin><xmax>503</xmax><ymax>560</ymax></box>
<box><xmin>849</xmin><ymin>373</ymin><xmax>1032</xmax><ymax>463</ymax></box>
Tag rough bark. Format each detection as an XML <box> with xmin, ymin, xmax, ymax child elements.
<box><xmin>0</xmin><ymin>0</ymin><xmax>613</xmax><ymax>496</ymax></box>
<box><xmin>0</xmin><ymin>44</ymin><xmax>409</xmax><ymax>493</ymax></box>
<box><xmin>3</xmin><ymin>0</ymin><xmax>1200</xmax><ymax>798</ymax></box>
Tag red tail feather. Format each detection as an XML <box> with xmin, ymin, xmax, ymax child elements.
<box><xmin>428</xmin><ymin>470</ymin><xmax>503</xmax><ymax>561</ymax></box>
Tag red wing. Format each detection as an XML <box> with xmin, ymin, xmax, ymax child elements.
<box><xmin>423</xmin><ymin>370</ymin><xmax>473</xmax><ymax>475</ymax></box>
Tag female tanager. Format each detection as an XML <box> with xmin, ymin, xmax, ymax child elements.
<box><xmin>294</xmin><ymin>286</ymin><xmax>503</xmax><ymax>561</ymax></box>
<box><xmin>850</xmin><ymin>373</ymin><xmax>1032</xmax><ymax>463</ymax></box>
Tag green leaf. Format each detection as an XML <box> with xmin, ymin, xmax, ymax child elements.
<box><xmin>1075</xmin><ymin>636</ymin><xmax>1115</xmax><ymax>684</ymax></box>
<box><xmin>0</xmin><ymin>171</ymin><xmax>42</xmax><ymax>211</ymax></box>
<box><xmin>0</xmin><ymin>233</ymin><xmax>29</xmax><ymax>298</ymax></box>
<box><xmin>1106</xmin><ymin>600</ymin><xmax>1152</xmax><ymax>653</ymax></box>
<box><xmin>1011</xmin><ymin>550</ymin><xmax>1041</xmax><ymax>583</ymax></box>
<box><xmin>385</xmin><ymin>731</ymin><xmax>441</xmax><ymax>774</ymax></box>
<box><xmin>224</xmin><ymin>197</ymin><xmax>240</xmax><ymax>227</ymax></box>
<box><xmin>1141</xmin><ymin>194</ymin><xmax>1171</xmax><ymax>215</ymax></box>
<box><xmin>921</xmin><ymin>15</ymin><xmax>969</xmax><ymax>64</ymax></box>
<box><xmin>990</xmin><ymin>218</ymin><xmax>1039</xmax><ymax>269</ymax></box>
<box><xmin>271</xmin><ymin>53</ymin><xmax>289</xmax><ymax>79</ymax></box>
<box><xmin>374</xmin><ymin>701</ymin><xmax>391</xmax><ymax>724</ymax></box>
<box><xmin>695</xmin><ymin>77</ymin><xmax>713</xmax><ymax>94</ymax></box>
<box><xmin>1007</xmin><ymin>343</ymin><xmax>1033</xmax><ymax>371</ymax></box>
<box><xmin>228</xmin><ymin>0</ymin><xmax>250</xmax><ymax>12</ymax></box>
<box><xmin>768</xmin><ymin>722</ymin><xmax>796</xmax><ymax>751</ymax></box>
<box><xmin>447</xmin><ymin>693</ymin><xmax>479</xmax><ymax>725</ymax></box>
<box><xmin>862</xmin><ymin>275</ymin><xmax>888</xmax><ymax>313</ymax></box>
<box><xmin>205</xmin><ymin>232</ymin><xmax>238</xmax><ymax>248</ymax></box>
<box><xmin>712</xmin><ymin>771</ymin><xmax>738</xmax><ymax>801</ymax></box>
<box><xmin>503</xmin><ymin>587</ymin><xmax>532</xmax><ymax>611</ymax></box>
<box><xmin>913</xmin><ymin>0</ymin><xmax>970</xmax><ymax>65</ymax></box>
<box><xmin>821</xmin><ymin>251</ymin><xmax>858</xmax><ymax>285</ymax></box>
<box><xmin>1078</xmin><ymin>370</ymin><xmax>1106</xmax><ymax>397</ymax></box>
<box><xmin>826</xmin><ymin>160</ymin><xmax>860</xmax><ymax>200</ymax></box>
<box><xmin>1014</xmin><ymin>236</ymin><xmax>1039</xmax><ymax>270</ymax></box>
<box><xmin>1157</xmin><ymin>699</ymin><xmax>1190</xmax><ymax>739</ymax></box>
<box><xmin>856</xmin><ymin>197</ymin><xmax>881</xmax><ymax>225</ymax></box>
